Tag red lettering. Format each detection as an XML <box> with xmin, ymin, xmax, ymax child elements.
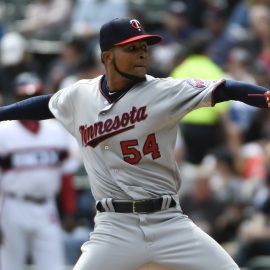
<box><xmin>136</xmin><ymin>106</ymin><xmax>147</xmax><ymax>122</ymax></box>
<box><xmin>104</xmin><ymin>119</ymin><xmax>113</xmax><ymax>132</ymax></box>
<box><xmin>121</xmin><ymin>113</ymin><xmax>130</xmax><ymax>127</ymax></box>
<box><xmin>79</xmin><ymin>125</ymin><xmax>87</xmax><ymax>146</ymax></box>
<box><xmin>88</xmin><ymin>125</ymin><xmax>96</xmax><ymax>140</ymax></box>
<box><xmin>112</xmin><ymin>116</ymin><xmax>121</xmax><ymax>130</ymax></box>
<box><xmin>79</xmin><ymin>106</ymin><xmax>148</xmax><ymax>147</ymax></box>
<box><xmin>94</xmin><ymin>122</ymin><xmax>105</xmax><ymax>135</ymax></box>
<box><xmin>130</xmin><ymin>107</ymin><xmax>137</xmax><ymax>124</ymax></box>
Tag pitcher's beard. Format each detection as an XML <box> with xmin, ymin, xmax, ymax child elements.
<box><xmin>113</xmin><ymin>59</ymin><xmax>146</xmax><ymax>83</ymax></box>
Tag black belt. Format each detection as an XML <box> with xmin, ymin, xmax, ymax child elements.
<box><xmin>5</xmin><ymin>192</ymin><xmax>47</xmax><ymax>204</ymax></box>
<box><xmin>96</xmin><ymin>197</ymin><xmax>176</xmax><ymax>214</ymax></box>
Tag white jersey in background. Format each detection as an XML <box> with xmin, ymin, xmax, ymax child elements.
<box><xmin>0</xmin><ymin>119</ymin><xmax>77</xmax><ymax>270</ymax></box>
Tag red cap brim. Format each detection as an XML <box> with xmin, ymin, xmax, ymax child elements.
<box><xmin>114</xmin><ymin>34</ymin><xmax>162</xmax><ymax>46</ymax></box>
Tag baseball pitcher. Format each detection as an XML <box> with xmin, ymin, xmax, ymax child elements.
<box><xmin>0</xmin><ymin>18</ymin><xmax>269</xmax><ymax>270</ymax></box>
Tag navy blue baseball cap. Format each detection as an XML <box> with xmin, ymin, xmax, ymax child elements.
<box><xmin>99</xmin><ymin>18</ymin><xmax>162</xmax><ymax>52</ymax></box>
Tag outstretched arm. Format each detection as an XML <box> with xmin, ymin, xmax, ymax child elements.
<box><xmin>213</xmin><ymin>80</ymin><xmax>270</xmax><ymax>109</ymax></box>
<box><xmin>0</xmin><ymin>94</ymin><xmax>54</xmax><ymax>121</ymax></box>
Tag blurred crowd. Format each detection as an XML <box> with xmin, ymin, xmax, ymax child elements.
<box><xmin>1</xmin><ymin>0</ymin><xmax>270</xmax><ymax>268</ymax></box>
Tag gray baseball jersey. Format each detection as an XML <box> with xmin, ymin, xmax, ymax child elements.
<box><xmin>49</xmin><ymin>75</ymin><xmax>221</xmax><ymax>201</ymax></box>
<box><xmin>49</xmin><ymin>75</ymin><xmax>240</xmax><ymax>270</ymax></box>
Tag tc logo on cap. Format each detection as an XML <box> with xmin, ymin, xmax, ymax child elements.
<box><xmin>130</xmin><ymin>19</ymin><xmax>142</xmax><ymax>31</ymax></box>
<box><xmin>99</xmin><ymin>17</ymin><xmax>162</xmax><ymax>52</ymax></box>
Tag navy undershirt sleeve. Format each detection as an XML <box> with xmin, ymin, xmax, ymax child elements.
<box><xmin>0</xmin><ymin>80</ymin><xmax>267</xmax><ymax>122</ymax></box>
<box><xmin>214</xmin><ymin>80</ymin><xmax>268</xmax><ymax>109</ymax></box>
<box><xmin>0</xmin><ymin>94</ymin><xmax>55</xmax><ymax>121</ymax></box>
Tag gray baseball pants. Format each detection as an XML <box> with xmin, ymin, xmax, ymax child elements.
<box><xmin>73</xmin><ymin>207</ymin><xmax>239</xmax><ymax>270</ymax></box>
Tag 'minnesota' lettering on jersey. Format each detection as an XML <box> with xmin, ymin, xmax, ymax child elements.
<box><xmin>79</xmin><ymin>106</ymin><xmax>148</xmax><ymax>147</ymax></box>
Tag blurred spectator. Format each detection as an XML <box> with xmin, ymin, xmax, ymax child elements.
<box><xmin>178</xmin><ymin>0</ymin><xmax>207</xmax><ymax>28</ymax></box>
<box><xmin>60</xmin><ymin>52</ymin><xmax>103</xmax><ymax>89</ymax></box>
<box><xmin>0</xmin><ymin>3</ymin><xmax>6</xmax><ymax>39</ymax></box>
<box><xmin>180</xmin><ymin>170</ymin><xmax>226</xmax><ymax>238</ymax></box>
<box><xmin>60</xmin><ymin>159</ymin><xmax>96</xmax><ymax>265</ymax></box>
<box><xmin>245</xmin><ymin>109</ymin><xmax>270</xmax><ymax>144</ymax></box>
<box><xmin>149</xmin><ymin>1</ymin><xmax>196</xmax><ymax>77</ymax></box>
<box><xmin>199</xmin><ymin>148</ymin><xmax>248</xmax><ymax>244</ymax></box>
<box><xmin>0</xmin><ymin>0</ymin><xmax>32</xmax><ymax>28</ymax></box>
<box><xmin>177</xmin><ymin>0</ymin><xmax>224</xmax><ymax>28</ymax></box>
<box><xmin>225</xmin><ymin>47</ymin><xmax>256</xmax><ymax>84</ymax></box>
<box><xmin>171</xmin><ymin>31</ymin><xmax>231</xmax><ymax>164</ymax></box>
<box><xmin>0</xmin><ymin>32</ymin><xmax>27</xmax><ymax>68</ymax></box>
<box><xmin>155</xmin><ymin>1</ymin><xmax>196</xmax><ymax>45</ymax></box>
<box><xmin>71</xmin><ymin>0</ymin><xmax>128</xmax><ymax>39</ymax></box>
<box><xmin>0</xmin><ymin>32</ymin><xmax>39</xmax><ymax>104</ymax></box>
<box><xmin>46</xmin><ymin>36</ymin><xmax>90</xmax><ymax>93</ymax></box>
<box><xmin>241</xmin><ymin>142</ymin><xmax>267</xmax><ymax>183</ymax></box>
<box><xmin>209</xmin><ymin>147</ymin><xmax>248</xmax><ymax>204</ymax></box>
<box><xmin>127</xmin><ymin>0</ymin><xmax>167</xmax><ymax>28</ymax></box>
<box><xmin>225</xmin><ymin>0</ymin><xmax>270</xmax><ymax>44</ymax></box>
<box><xmin>234</xmin><ymin>170</ymin><xmax>270</xmax><ymax>267</ymax></box>
<box><xmin>249</xmin><ymin>5</ymin><xmax>270</xmax><ymax>79</ymax></box>
<box><xmin>181</xmin><ymin>0</ymin><xmax>235</xmax><ymax>28</ymax></box>
<box><xmin>203</xmin><ymin>6</ymin><xmax>235</xmax><ymax>67</ymax></box>
<box><xmin>17</xmin><ymin>0</ymin><xmax>72</xmax><ymax>41</ymax></box>
<box><xmin>224</xmin><ymin>47</ymin><xmax>258</xmax><ymax>136</ymax></box>
<box><xmin>224</xmin><ymin>0</ymin><xmax>270</xmax><ymax>72</ymax></box>
<box><xmin>62</xmin><ymin>221</ymin><xmax>90</xmax><ymax>265</ymax></box>
<box><xmin>226</xmin><ymin>0</ymin><xmax>252</xmax><ymax>38</ymax></box>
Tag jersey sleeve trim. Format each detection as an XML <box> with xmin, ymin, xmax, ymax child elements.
<box><xmin>211</xmin><ymin>79</ymin><xmax>225</xmax><ymax>106</ymax></box>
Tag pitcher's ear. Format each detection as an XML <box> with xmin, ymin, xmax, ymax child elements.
<box><xmin>101</xmin><ymin>51</ymin><xmax>112</xmax><ymax>64</ymax></box>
